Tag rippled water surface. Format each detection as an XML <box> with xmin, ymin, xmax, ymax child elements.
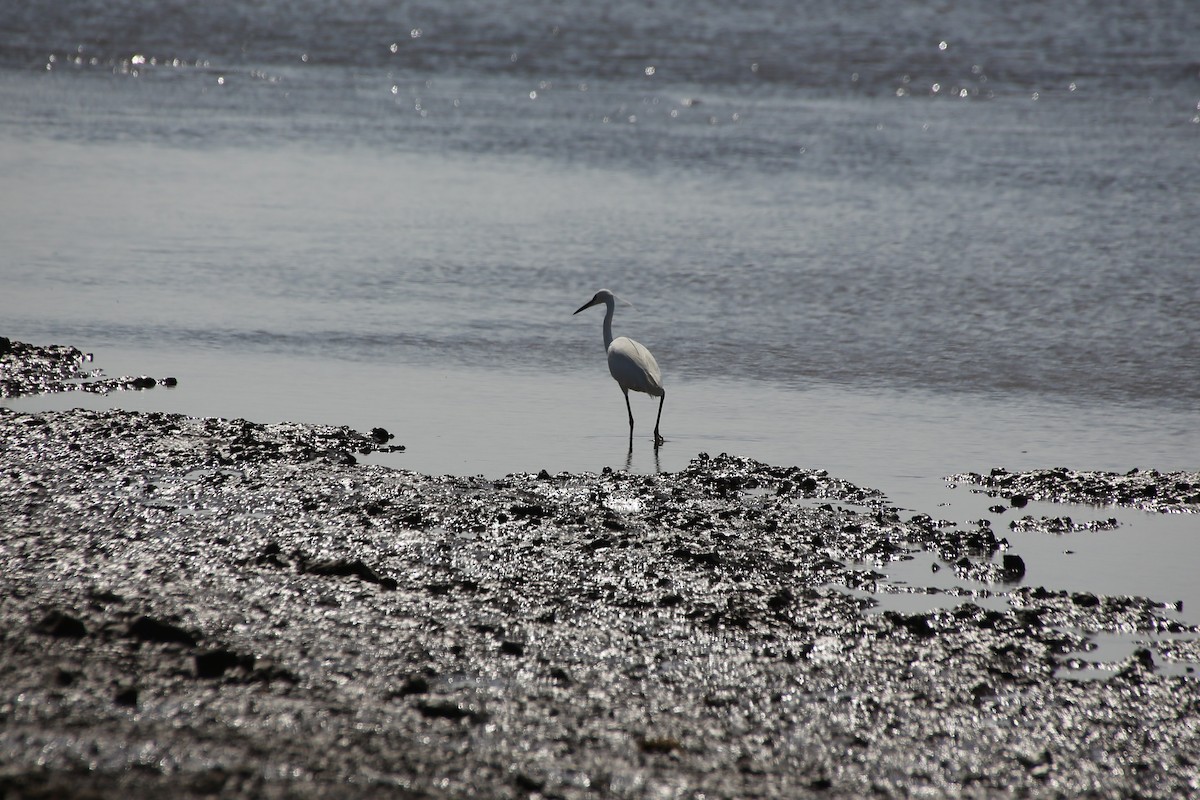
<box><xmin>2</xmin><ymin>0</ymin><xmax>1198</xmax><ymax>619</ymax></box>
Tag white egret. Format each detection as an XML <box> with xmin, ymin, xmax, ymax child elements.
<box><xmin>573</xmin><ymin>289</ymin><xmax>665</xmax><ymax>447</ymax></box>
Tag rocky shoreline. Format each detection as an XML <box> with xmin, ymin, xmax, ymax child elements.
<box><xmin>0</xmin><ymin>336</ymin><xmax>177</xmax><ymax>398</ymax></box>
<box><xmin>2</xmin><ymin>340</ymin><xmax>1198</xmax><ymax>799</ymax></box>
<box><xmin>950</xmin><ymin>466</ymin><xmax>1200</xmax><ymax>516</ymax></box>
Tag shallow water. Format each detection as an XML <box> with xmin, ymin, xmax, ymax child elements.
<box><xmin>2</xmin><ymin>0</ymin><xmax>1198</xmax><ymax>630</ymax></box>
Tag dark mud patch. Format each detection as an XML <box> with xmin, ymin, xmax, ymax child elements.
<box><xmin>2</xmin><ymin>405</ymin><xmax>1199</xmax><ymax>799</ymax></box>
<box><xmin>950</xmin><ymin>466</ymin><xmax>1200</xmax><ymax>514</ymax></box>
<box><xmin>0</xmin><ymin>336</ymin><xmax>176</xmax><ymax>397</ymax></box>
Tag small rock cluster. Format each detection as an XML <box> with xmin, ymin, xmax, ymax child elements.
<box><xmin>949</xmin><ymin>466</ymin><xmax>1200</xmax><ymax>514</ymax></box>
<box><xmin>0</xmin><ymin>336</ymin><xmax>175</xmax><ymax>397</ymax></box>
<box><xmin>1006</xmin><ymin>515</ymin><xmax>1121</xmax><ymax>534</ymax></box>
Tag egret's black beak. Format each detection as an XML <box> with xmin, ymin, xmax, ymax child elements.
<box><xmin>573</xmin><ymin>299</ymin><xmax>597</xmax><ymax>315</ymax></box>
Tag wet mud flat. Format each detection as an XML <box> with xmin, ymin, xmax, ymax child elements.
<box><xmin>2</xmin><ymin>344</ymin><xmax>1200</xmax><ymax>799</ymax></box>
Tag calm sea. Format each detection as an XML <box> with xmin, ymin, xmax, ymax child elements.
<box><xmin>2</xmin><ymin>1</ymin><xmax>1198</xmax><ymax>626</ymax></box>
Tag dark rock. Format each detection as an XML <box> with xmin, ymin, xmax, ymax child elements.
<box><xmin>369</xmin><ymin>427</ymin><xmax>392</xmax><ymax>445</ymax></box>
<box><xmin>250</xmin><ymin>660</ymin><xmax>299</xmax><ymax>685</ymax></box>
<box><xmin>415</xmin><ymin>700</ymin><xmax>488</xmax><ymax>724</ymax></box>
<box><xmin>127</xmin><ymin>615</ymin><xmax>198</xmax><ymax>646</ymax></box>
<box><xmin>638</xmin><ymin>737</ymin><xmax>682</xmax><ymax>754</ymax></box>
<box><xmin>255</xmin><ymin>541</ymin><xmax>285</xmax><ymax>567</ymax></box>
<box><xmin>398</xmin><ymin>676</ymin><xmax>430</xmax><ymax>696</ymax></box>
<box><xmin>160</xmin><ymin>376</ymin><xmax>178</xmax><ymax>387</ymax></box>
<box><xmin>499</xmin><ymin>640</ymin><xmax>525</xmax><ymax>657</ymax></box>
<box><xmin>49</xmin><ymin>667</ymin><xmax>80</xmax><ymax>687</ymax></box>
<box><xmin>971</xmin><ymin>682</ymin><xmax>995</xmax><ymax>702</ymax></box>
<box><xmin>509</xmin><ymin>503</ymin><xmax>548</xmax><ymax>520</ymax></box>
<box><xmin>767</xmin><ymin>589</ymin><xmax>794</xmax><ymax>611</ymax></box>
<box><xmin>885</xmin><ymin>611</ymin><xmax>936</xmax><ymax>639</ymax></box>
<box><xmin>602</xmin><ymin>513</ymin><xmax>625</xmax><ymax>531</ymax></box>
<box><xmin>87</xmin><ymin>588</ymin><xmax>124</xmax><ymax>605</ymax></box>
<box><xmin>34</xmin><ymin>609</ymin><xmax>87</xmax><ymax>638</ymax></box>
<box><xmin>514</xmin><ymin>773</ymin><xmax>545</xmax><ymax>792</ymax></box>
<box><xmin>673</xmin><ymin>546</ymin><xmax>721</xmax><ymax>567</ymax></box>
<box><xmin>1002</xmin><ymin>554</ymin><xmax>1026</xmax><ymax>579</ymax></box>
<box><xmin>113</xmin><ymin>686</ymin><xmax>139</xmax><ymax>707</ymax></box>
<box><xmin>303</xmin><ymin>558</ymin><xmax>397</xmax><ymax>590</ymax></box>
<box><xmin>659</xmin><ymin>592</ymin><xmax>684</xmax><ymax>607</ymax></box>
<box><xmin>1133</xmin><ymin>647</ymin><xmax>1155</xmax><ymax>670</ymax></box>
<box><xmin>195</xmin><ymin>648</ymin><xmax>253</xmax><ymax>679</ymax></box>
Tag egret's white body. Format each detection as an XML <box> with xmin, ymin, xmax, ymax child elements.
<box><xmin>574</xmin><ymin>289</ymin><xmax>665</xmax><ymax>446</ymax></box>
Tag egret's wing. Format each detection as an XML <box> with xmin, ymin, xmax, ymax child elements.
<box><xmin>607</xmin><ymin>336</ymin><xmax>663</xmax><ymax>396</ymax></box>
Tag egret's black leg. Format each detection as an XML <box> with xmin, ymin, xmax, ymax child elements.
<box><xmin>623</xmin><ymin>390</ymin><xmax>635</xmax><ymax>445</ymax></box>
<box><xmin>653</xmin><ymin>391</ymin><xmax>665</xmax><ymax>447</ymax></box>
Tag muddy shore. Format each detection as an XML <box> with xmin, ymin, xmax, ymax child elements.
<box><xmin>2</xmin><ymin>341</ymin><xmax>1199</xmax><ymax>799</ymax></box>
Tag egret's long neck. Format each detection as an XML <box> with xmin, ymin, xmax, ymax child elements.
<box><xmin>602</xmin><ymin>298</ymin><xmax>615</xmax><ymax>350</ymax></box>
